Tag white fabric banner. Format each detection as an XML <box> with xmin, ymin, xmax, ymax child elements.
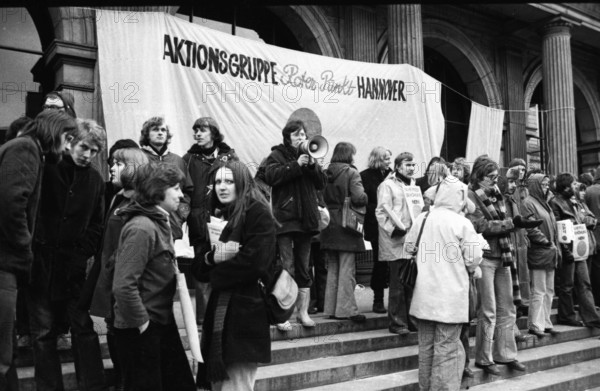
<box><xmin>96</xmin><ymin>11</ymin><xmax>445</xmax><ymax>172</ymax></box>
<box><xmin>465</xmin><ymin>102</ymin><xmax>505</xmax><ymax>164</ymax></box>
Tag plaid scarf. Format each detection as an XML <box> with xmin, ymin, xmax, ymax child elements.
<box><xmin>474</xmin><ymin>188</ymin><xmax>515</xmax><ymax>268</ymax></box>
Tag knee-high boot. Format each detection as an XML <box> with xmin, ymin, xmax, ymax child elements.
<box><xmin>296</xmin><ymin>288</ymin><xmax>315</xmax><ymax>328</ymax></box>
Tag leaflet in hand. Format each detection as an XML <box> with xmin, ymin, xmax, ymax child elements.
<box><xmin>207</xmin><ymin>216</ymin><xmax>239</xmax><ymax>263</ymax></box>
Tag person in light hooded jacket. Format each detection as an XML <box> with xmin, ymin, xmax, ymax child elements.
<box><xmin>406</xmin><ymin>176</ymin><xmax>482</xmax><ymax>391</ymax></box>
<box><xmin>520</xmin><ymin>173</ymin><xmax>560</xmax><ymax>337</ymax></box>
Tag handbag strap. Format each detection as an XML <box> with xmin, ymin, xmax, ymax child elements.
<box><xmin>414</xmin><ymin>211</ymin><xmax>430</xmax><ymax>249</ymax></box>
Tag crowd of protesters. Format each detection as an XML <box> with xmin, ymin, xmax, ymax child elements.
<box><xmin>2</xmin><ymin>93</ymin><xmax>600</xmax><ymax>391</ymax></box>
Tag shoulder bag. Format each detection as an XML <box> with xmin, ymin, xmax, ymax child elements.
<box><xmin>259</xmin><ymin>266</ymin><xmax>298</xmax><ymax>325</ymax></box>
<box><xmin>398</xmin><ymin>211</ymin><xmax>430</xmax><ymax>289</ymax></box>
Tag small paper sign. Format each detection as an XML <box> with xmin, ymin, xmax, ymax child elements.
<box><xmin>207</xmin><ymin>216</ymin><xmax>239</xmax><ymax>263</ymax></box>
<box><xmin>572</xmin><ymin>223</ymin><xmax>589</xmax><ymax>261</ymax></box>
<box><xmin>404</xmin><ymin>186</ymin><xmax>424</xmax><ymax>223</ymax></box>
<box><xmin>556</xmin><ymin>220</ymin><xmax>575</xmax><ymax>244</ymax></box>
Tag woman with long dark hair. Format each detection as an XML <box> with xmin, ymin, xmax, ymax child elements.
<box><xmin>194</xmin><ymin>160</ymin><xmax>275</xmax><ymax>390</ymax></box>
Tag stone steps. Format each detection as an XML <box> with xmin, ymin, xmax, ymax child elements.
<box><xmin>256</xmin><ymin>328</ymin><xmax>600</xmax><ymax>391</ymax></box>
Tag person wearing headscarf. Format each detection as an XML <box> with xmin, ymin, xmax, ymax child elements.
<box><xmin>406</xmin><ymin>176</ymin><xmax>482</xmax><ymax>390</ymax></box>
<box><xmin>42</xmin><ymin>90</ymin><xmax>77</xmax><ymax>118</ymax></box>
<box><xmin>521</xmin><ymin>173</ymin><xmax>560</xmax><ymax>337</ymax></box>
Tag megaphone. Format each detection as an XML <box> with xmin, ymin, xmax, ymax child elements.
<box><xmin>298</xmin><ymin>135</ymin><xmax>329</xmax><ymax>159</ymax></box>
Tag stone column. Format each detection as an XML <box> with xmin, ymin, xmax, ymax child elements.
<box><xmin>499</xmin><ymin>43</ymin><xmax>527</xmax><ymax>163</ymax></box>
<box><xmin>387</xmin><ymin>4</ymin><xmax>424</xmax><ymax>69</ymax></box>
<box><xmin>541</xmin><ymin>18</ymin><xmax>577</xmax><ymax>175</ymax></box>
<box><xmin>344</xmin><ymin>6</ymin><xmax>377</xmax><ymax>62</ymax></box>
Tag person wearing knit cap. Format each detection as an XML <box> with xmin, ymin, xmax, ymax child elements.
<box><xmin>264</xmin><ymin>120</ymin><xmax>327</xmax><ymax>330</ymax></box>
<box><xmin>184</xmin><ymin>116</ymin><xmax>237</xmax><ymax>355</ymax></box>
<box><xmin>43</xmin><ymin>91</ymin><xmax>77</xmax><ymax>118</ymax></box>
<box><xmin>467</xmin><ymin>157</ymin><xmax>540</xmax><ymax>375</ymax></box>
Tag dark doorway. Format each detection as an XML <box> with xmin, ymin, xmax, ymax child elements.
<box><xmin>423</xmin><ymin>46</ymin><xmax>471</xmax><ymax>162</ymax></box>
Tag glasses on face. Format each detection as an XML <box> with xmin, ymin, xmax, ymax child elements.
<box><xmin>43</xmin><ymin>104</ymin><xmax>65</xmax><ymax>111</ymax></box>
<box><xmin>485</xmin><ymin>174</ymin><xmax>499</xmax><ymax>182</ymax></box>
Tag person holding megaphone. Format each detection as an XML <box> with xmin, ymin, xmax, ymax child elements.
<box><xmin>264</xmin><ymin>120</ymin><xmax>327</xmax><ymax>330</ymax></box>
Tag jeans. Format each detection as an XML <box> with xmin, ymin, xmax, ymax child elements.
<box><xmin>417</xmin><ymin>319</ymin><xmax>464</xmax><ymax>391</ymax></box>
<box><xmin>369</xmin><ymin>241</ymin><xmax>389</xmax><ymax>302</ymax></box>
<box><xmin>28</xmin><ymin>288</ymin><xmax>106</xmax><ymax>391</ymax></box>
<box><xmin>528</xmin><ymin>269</ymin><xmax>555</xmax><ymax>332</ymax></box>
<box><xmin>0</xmin><ymin>271</ymin><xmax>19</xmax><ymax>391</ymax></box>
<box><xmin>211</xmin><ymin>362</ymin><xmax>258</xmax><ymax>391</ymax></box>
<box><xmin>323</xmin><ymin>251</ymin><xmax>359</xmax><ymax>318</ymax></box>
<box><xmin>557</xmin><ymin>260</ymin><xmax>600</xmax><ymax>324</ymax></box>
<box><xmin>309</xmin><ymin>241</ymin><xmax>327</xmax><ymax>310</ymax></box>
<box><xmin>277</xmin><ymin>232</ymin><xmax>313</xmax><ymax>288</ymax></box>
<box><xmin>389</xmin><ymin>260</ymin><xmax>414</xmax><ymax>330</ymax></box>
<box><xmin>475</xmin><ymin>258</ymin><xmax>517</xmax><ymax>366</ymax></box>
<box><xmin>114</xmin><ymin>321</ymin><xmax>195</xmax><ymax>391</ymax></box>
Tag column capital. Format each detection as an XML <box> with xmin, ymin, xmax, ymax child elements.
<box><xmin>540</xmin><ymin>16</ymin><xmax>582</xmax><ymax>37</ymax></box>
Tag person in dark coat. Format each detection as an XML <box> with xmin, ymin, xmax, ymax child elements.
<box><xmin>264</xmin><ymin>120</ymin><xmax>327</xmax><ymax>329</ymax></box>
<box><xmin>112</xmin><ymin>162</ymin><xmax>195</xmax><ymax>391</ymax></box>
<box><xmin>89</xmin><ymin>147</ymin><xmax>148</xmax><ymax>391</ymax></box>
<box><xmin>139</xmin><ymin>116</ymin><xmax>193</xmax><ymax>240</ymax></box>
<box><xmin>360</xmin><ymin>146</ymin><xmax>392</xmax><ymax>314</ymax></box>
<box><xmin>193</xmin><ymin>160</ymin><xmax>274</xmax><ymax>391</ymax></box>
<box><xmin>183</xmin><ymin>116</ymin><xmax>238</xmax><ymax>332</ymax></box>
<box><xmin>521</xmin><ymin>173</ymin><xmax>560</xmax><ymax>337</ymax></box>
<box><xmin>28</xmin><ymin>118</ymin><xmax>108</xmax><ymax>391</ymax></box>
<box><xmin>0</xmin><ymin>110</ymin><xmax>76</xmax><ymax>391</ymax></box>
<box><xmin>584</xmin><ymin>166</ymin><xmax>600</xmax><ymax>305</ymax></box>
<box><xmin>550</xmin><ymin>173</ymin><xmax>600</xmax><ymax>328</ymax></box>
<box><xmin>321</xmin><ymin>142</ymin><xmax>368</xmax><ymax>322</ymax></box>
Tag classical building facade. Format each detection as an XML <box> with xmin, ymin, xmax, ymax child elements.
<box><xmin>2</xmin><ymin>4</ymin><xmax>600</xmax><ymax>174</ymax></box>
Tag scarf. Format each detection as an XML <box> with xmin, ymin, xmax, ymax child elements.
<box><xmin>197</xmin><ymin>290</ymin><xmax>233</xmax><ymax>389</ymax></box>
<box><xmin>277</xmin><ymin>144</ymin><xmax>320</xmax><ymax>232</ymax></box>
<box><xmin>474</xmin><ymin>188</ymin><xmax>515</xmax><ymax>268</ymax></box>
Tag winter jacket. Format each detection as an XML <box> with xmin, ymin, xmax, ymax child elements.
<box><xmin>467</xmin><ymin>188</ymin><xmax>516</xmax><ymax>260</ymax></box>
<box><xmin>320</xmin><ymin>163</ymin><xmax>368</xmax><ymax>252</ymax></box>
<box><xmin>194</xmin><ymin>198</ymin><xmax>274</xmax><ymax>365</ymax></box>
<box><xmin>375</xmin><ymin>174</ymin><xmax>417</xmax><ymax>261</ymax></box>
<box><xmin>360</xmin><ymin>167</ymin><xmax>392</xmax><ymax>243</ymax></box>
<box><xmin>182</xmin><ymin>142</ymin><xmax>237</xmax><ymax>247</ymax></box>
<box><xmin>113</xmin><ymin>202</ymin><xmax>178</xmax><ymax>329</ymax></box>
<box><xmin>0</xmin><ymin>136</ymin><xmax>44</xmax><ymax>275</ymax></box>
<box><xmin>264</xmin><ymin>144</ymin><xmax>327</xmax><ymax>235</ymax></box>
<box><xmin>521</xmin><ymin>174</ymin><xmax>559</xmax><ymax>270</ymax></box>
<box><xmin>32</xmin><ymin>154</ymin><xmax>105</xmax><ymax>301</ymax></box>
<box><xmin>142</xmin><ymin>146</ymin><xmax>193</xmax><ymax>240</ymax></box>
<box><xmin>407</xmin><ymin>178</ymin><xmax>482</xmax><ymax>323</ymax></box>
<box><xmin>90</xmin><ymin>193</ymin><xmax>134</xmax><ymax>319</ymax></box>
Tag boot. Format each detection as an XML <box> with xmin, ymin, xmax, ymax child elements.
<box><xmin>296</xmin><ymin>288</ymin><xmax>316</xmax><ymax>328</ymax></box>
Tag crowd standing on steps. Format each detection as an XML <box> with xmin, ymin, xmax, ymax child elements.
<box><xmin>3</xmin><ymin>105</ymin><xmax>600</xmax><ymax>391</ymax></box>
